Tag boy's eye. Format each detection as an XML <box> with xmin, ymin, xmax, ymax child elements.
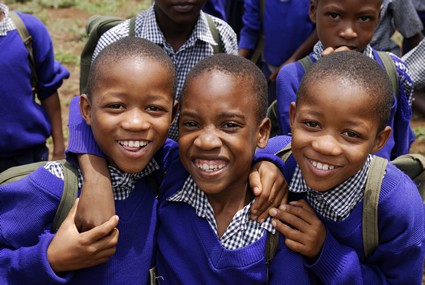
<box><xmin>222</xmin><ymin>122</ymin><xmax>240</xmax><ymax>130</ymax></box>
<box><xmin>304</xmin><ymin>121</ymin><xmax>320</xmax><ymax>128</ymax></box>
<box><xmin>108</xmin><ymin>103</ymin><xmax>124</xmax><ymax>110</ymax></box>
<box><xmin>182</xmin><ymin>121</ymin><xmax>199</xmax><ymax>129</ymax></box>
<box><xmin>146</xmin><ymin>106</ymin><xmax>164</xmax><ymax>112</ymax></box>
<box><xmin>327</xmin><ymin>12</ymin><xmax>340</xmax><ymax>20</ymax></box>
<box><xmin>359</xmin><ymin>16</ymin><xmax>372</xmax><ymax>22</ymax></box>
<box><xmin>342</xmin><ymin>130</ymin><xmax>360</xmax><ymax>138</ymax></box>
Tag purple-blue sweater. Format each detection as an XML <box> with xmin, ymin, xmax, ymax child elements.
<box><xmin>258</xmin><ymin>136</ymin><xmax>425</xmax><ymax>284</ymax></box>
<box><xmin>275</xmin><ymin>49</ymin><xmax>415</xmax><ymax>160</ymax></box>
<box><xmin>239</xmin><ymin>0</ymin><xmax>314</xmax><ymax>67</ymax></box>
<box><xmin>0</xmin><ymin>11</ymin><xmax>69</xmax><ymax>157</ymax></box>
<box><xmin>0</xmin><ymin>139</ymin><xmax>179</xmax><ymax>284</ymax></box>
<box><xmin>156</xmin><ymin>158</ymin><xmax>314</xmax><ymax>284</ymax></box>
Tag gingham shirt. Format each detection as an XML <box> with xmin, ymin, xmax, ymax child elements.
<box><xmin>44</xmin><ymin>159</ymin><xmax>159</xmax><ymax>200</ymax></box>
<box><xmin>403</xmin><ymin>38</ymin><xmax>425</xmax><ymax>91</ymax></box>
<box><xmin>0</xmin><ymin>4</ymin><xmax>16</xmax><ymax>36</ymax></box>
<box><xmin>93</xmin><ymin>4</ymin><xmax>238</xmax><ymax>141</ymax></box>
<box><xmin>370</xmin><ymin>0</ymin><xmax>424</xmax><ymax>56</ymax></box>
<box><xmin>289</xmin><ymin>155</ymin><xmax>372</xmax><ymax>221</ymax></box>
<box><xmin>168</xmin><ymin>176</ymin><xmax>275</xmax><ymax>250</ymax></box>
<box><xmin>312</xmin><ymin>41</ymin><xmax>414</xmax><ymax>106</ymax></box>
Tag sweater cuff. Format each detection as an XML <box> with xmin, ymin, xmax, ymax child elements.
<box><xmin>19</xmin><ymin>233</ymin><xmax>72</xmax><ymax>284</ymax></box>
<box><xmin>66</xmin><ymin>96</ymin><xmax>105</xmax><ymax>159</ymax></box>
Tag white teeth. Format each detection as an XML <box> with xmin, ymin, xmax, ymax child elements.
<box><xmin>118</xmin><ymin>140</ymin><xmax>148</xmax><ymax>148</ymax></box>
<box><xmin>197</xmin><ymin>163</ymin><xmax>225</xmax><ymax>172</ymax></box>
<box><xmin>311</xmin><ymin>160</ymin><xmax>335</xmax><ymax>170</ymax></box>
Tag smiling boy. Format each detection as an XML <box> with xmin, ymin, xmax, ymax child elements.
<box><xmin>273</xmin><ymin>0</ymin><xmax>415</xmax><ymax>161</ymax></box>
<box><xmin>155</xmin><ymin>54</ymin><xmax>312</xmax><ymax>284</ymax></box>
<box><xmin>0</xmin><ymin>37</ymin><xmax>180</xmax><ymax>284</ymax></box>
<box><xmin>262</xmin><ymin>51</ymin><xmax>425</xmax><ymax>284</ymax></box>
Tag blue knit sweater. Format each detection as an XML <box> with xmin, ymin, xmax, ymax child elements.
<box><xmin>0</xmin><ymin>140</ymin><xmax>179</xmax><ymax>284</ymax></box>
<box><xmin>258</xmin><ymin>136</ymin><xmax>425</xmax><ymax>284</ymax></box>
<box><xmin>156</xmin><ymin>158</ymin><xmax>313</xmax><ymax>284</ymax></box>
<box><xmin>0</xmin><ymin>11</ymin><xmax>69</xmax><ymax>157</ymax></box>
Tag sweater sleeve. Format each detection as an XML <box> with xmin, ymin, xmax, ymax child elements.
<box><xmin>308</xmin><ymin>166</ymin><xmax>425</xmax><ymax>284</ymax></box>
<box><xmin>66</xmin><ymin>96</ymin><xmax>105</xmax><ymax>159</ymax></box>
<box><xmin>275</xmin><ymin>60</ymin><xmax>306</xmax><ymax>136</ymax></box>
<box><xmin>238</xmin><ymin>0</ymin><xmax>261</xmax><ymax>50</ymax></box>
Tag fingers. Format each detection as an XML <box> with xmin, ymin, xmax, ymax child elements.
<box><xmin>321</xmin><ymin>46</ymin><xmax>352</xmax><ymax>57</ymax></box>
<box><xmin>248</xmin><ymin>168</ymin><xmax>262</xmax><ymax>197</ymax></box>
<box><xmin>82</xmin><ymin>215</ymin><xmax>119</xmax><ymax>243</ymax></box>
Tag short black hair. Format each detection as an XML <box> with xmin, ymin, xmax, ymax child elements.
<box><xmin>86</xmin><ymin>37</ymin><xmax>176</xmax><ymax>99</ymax></box>
<box><xmin>182</xmin><ymin>54</ymin><xmax>268</xmax><ymax>123</ymax></box>
<box><xmin>297</xmin><ymin>51</ymin><xmax>394</xmax><ymax>131</ymax></box>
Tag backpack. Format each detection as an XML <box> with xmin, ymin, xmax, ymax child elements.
<box><xmin>275</xmin><ymin>144</ymin><xmax>425</xmax><ymax>258</ymax></box>
<box><xmin>0</xmin><ymin>160</ymin><xmax>79</xmax><ymax>233</ymax></box>
<box><xmin>79</xmin><ymin>14</ymin><xmax>223</xmax><ymax>94</ymax></box>
<box><xmin>9</xmin><ymin>11</ymin><xmax>38</xmax><ymax>94</ymax></box>
<box><xmin>267</xmin><ymin>51</ymin><xmax>400</xmax><ymax>137</ymax></box>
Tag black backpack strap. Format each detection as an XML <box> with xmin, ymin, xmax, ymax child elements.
<box><xmin>362</xmin><ymin>156</ymin><xmax>387</xmax><ymax>258</ymax></box>
<box><xmin>205</xmin><ymin>14</ymin><xmax>223</xmax><ymax>54</ymax></box>
<box><xmin>265</xmin><ymin>231</ymin><xmax>279</xmax><ymax>284</ymax></box>
<box><xmin>9</xmin><ymin>11</ymin><xmax>38</xmax><ymax>93</ymax></box>
<box><xmin>51</xmin><ymin>160</ymin><xmax>79</xmax><ymax>233</ymax></box>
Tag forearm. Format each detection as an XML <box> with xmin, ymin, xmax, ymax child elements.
<box><xmin>41</xmin><ymin>92</ymin><xmax>65</xmax><ymax>159</ymax></box>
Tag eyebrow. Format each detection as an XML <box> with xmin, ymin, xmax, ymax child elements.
<box><xmin>180</xmin><ymin>110</ymin><xmax>246</xmax><ymax>120</ymax></box>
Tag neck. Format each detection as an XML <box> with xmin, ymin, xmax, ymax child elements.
<box><xmin>207</xmin><ymin>183</ymin><xmax>254</xmax><ymax>238</ymax></box>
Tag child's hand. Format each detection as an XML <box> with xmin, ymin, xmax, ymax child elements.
<box><xmin>48</xmin><ymin>199</ymin><xmax>119</xmax><ymax>273</ymax></box>
<box><xmin>321</xmin><ymin>46</ymin><xmax>352</xmax><ymax>57</ymax></box>
<box><xmin>269</xmin><ymin>199</ymin><xmax>326</xmax><ymax>259</ymax></box>
<box><xmin>249</xmin><ymin>161</ymin><xmax>288</xmax><ymax>223</ymax></box>
<box><xmin>74</xmin><ymin>154</ymin><xmax>115</xmax><ymax>232</ymax></box>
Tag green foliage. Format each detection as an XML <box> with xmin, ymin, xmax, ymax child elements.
<box><xmin>55</xmin><ymin>49</ymin><xmax>80</xmax><ymax>65</ymax></box>
<box><xmin>414</xmin><ymin>127</ymin><xmax>425</xmax><ymax>141</ymax></box>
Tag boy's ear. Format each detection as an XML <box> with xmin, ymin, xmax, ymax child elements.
<box><xmin>256</xmin><ymin>118</ymin><xmax>271</xmax><ymax>149</ymax></box>
<box><xmin>289</xmin><ymin>102</ymin><xmax>297</xmax><ymax>133</ymax></box>
<box><xmin>371</xmin><ymin>126</ymin><xmax>392</xmax><ymax>154</ymax></box>
<box><xmin>79</xmin><ymin>94</ymin><xmax>92</xmax><ymax>126</ymax></box>
<box><xmin>309</xmin><ymin>0</ymin><xmax>317</xmax><ymax>23</ymax></box>
<box><xmin>171</xmin><ymin>101</ymin><xmax>179</xmax><ymax>124</ymax></box>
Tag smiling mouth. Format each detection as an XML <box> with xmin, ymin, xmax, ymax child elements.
<box><xmin>309</xmin><ymin>159</ymin><xmax>336</xmax><ymax>171</ymax></box>
<box><xmin>195</xmin><ymin>159</ymin><xmax>226</xmax><ymax>172</ymax></box>
<box><xmin>118</xmin><ymin>140</ymin><xmax>149</xmax><ymax>151</ymax></box>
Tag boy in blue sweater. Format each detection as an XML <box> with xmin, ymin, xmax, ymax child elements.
<box><xmin>0</xmin><ymin>37</ymin><xmax>180</xmax><ymax>284</ymax></box>
<box><xmin>155</xmin><ymin>54</ymin><xmax>312</xmax><ymax>284</ymax></box>
<box><xmin>262</xmin><ymin>51</ymin><xmax>425</xmax><ymax>284</ymax></box>
<box><xmin>273</xmin><ymin>0</ymin><xmax>415</xmax><ymax>160</ymax></box>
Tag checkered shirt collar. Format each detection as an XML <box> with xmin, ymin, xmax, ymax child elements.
<box><xmin>168</xmin><ymin>176</ymin><xmax>275</xmax><ymax>250</ymax></box>
<box><xmin>108</xmin><ymin>158</ymin><xmax>159</xmax><ymax>200</ymax></box>
<box><xmin>290</xmin><ymin>155</ymin><xmax>372</xmax><ymax>221</ymax></box>
<box><xmin>136</xmin><ymin>5</ymin><xmax>217</xmax><ymax>50</ymax></box>
<box><xmin>311</xmin><ymin>41</ymin><xmax>374</xmax><ymax>61</ymax></box>
<box><xmin>0</xmin><ymin>4</ymin><xmax>15</xmax><ymax>36</ymax></box>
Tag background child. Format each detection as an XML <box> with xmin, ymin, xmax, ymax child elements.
<box><xmin>263</xmin><ymin>51</ymin><xmax>425</xmax><ymax>284</ymax></box>
<box><xmin>156</xmin><ymin>54</ymin><xmax>312</xmax><ymax>284</ymax></box>
<box><xmin>273</xmin><ymin>0</ymin><xmax>415</xmax><ymax>160</ymax></box>
<box><xmin>0</xmin><ymin>37</ymin><xmax>180</xmax><ymax>284</ymax></box>
<box><xmin>0</xmin><ymin>3</ymin><xmax>69</xmax><ymax>172</ymax></box>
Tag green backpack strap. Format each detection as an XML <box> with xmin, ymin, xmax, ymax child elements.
<box><xmin>266</xmin><ymin>100</ymin><xmax>280</xmax><ymax>138</ymax></box>
<box><xmin>265</xmin><ymin>231</ymin><xmax>279</xmax><ymax>284</ymax></box>
<box><xmin>205</xmin><ymin>14</ymin><xmax>223</xmax><ymax>54</ymax></box>
<box><xmin>0</xmin><ymin>161</ymin><xmax>48</xmax><ymax>184</ymax></box>
<box><xmin>376</xmin><ymin>51</ymin><xmax>399</xmax><ymax>98</ymax></box>
<box><xmin>250</xmin><ymin>0</ymin><xmax>265</xmax><ymax>65</ymax></box>
<box><xmin>298</xmin><ymin>55</ymin><xmax>313</xmax><ymax>73</ymax></box>
<box><xmin>80</xmin><ymin>16</ymin><xmax>135</xmax><ymax>94</ymax></box>
<box><xmin>363</xmin><ymin>156</ymin><xmax>388</xmax><ymax>258</ymax></box>
<box><xmin>9</xmin><ymin>11</ymin><xmax>38</xmax><ymax>92</ymax></box>
<box><xmin>51</xmin><ymin>160</ymin><xmax>79</xmax><ymax>233</ymax></box>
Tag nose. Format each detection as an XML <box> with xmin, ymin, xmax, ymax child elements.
<box><xmin>121</xmin><ymin>109</ymin><xmax>150</xmax><ymax>131</ymax></box>
<box><xmin>340</xmin><ymin>23</ymin><xmax>357</xmax><ymax>40</ymax></box>
<box><xmin>193</xmin><ymin>128</ymin><xmax>222</xmax><ymax>150</ymax></box>
<box><xmin>311</xmin><ymin>134</ymin><xmax>343</xmax><ymax>156</ymax></box>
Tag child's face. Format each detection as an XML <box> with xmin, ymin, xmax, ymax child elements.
<box><xmin>80</xmin><ymin>58</ymin><xmax>176</xmax><ymax>173</ymax></box>
<box><xmin>289</xmin><ymin>78</ymin><xmax>390</xmax><ymax>192</ymax></box>
<box><xmin>310</xmin><ymin>0</ymin><xmax>381</xmax><ymax>52</ymax></box>
<box><xmin>178</xmin><ymin>70</ymin><xmax>270</xmax><ymax>196</ymax></box>
<box><xmin>155</xmin><ymin>0</ymin><xmax>207</xmax><ymax>26</ymax></box>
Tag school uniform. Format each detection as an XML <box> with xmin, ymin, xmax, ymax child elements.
<box><xmin>0</xmin><ymin>7</ymin><xmax>69</xmax><ymax>169</ymax></box>
<box><xmin>275</xmin><ymin>42</ymin><xmax>415</xmax><ymax>160</ymax></box>
<box><xmin>0</xmin><ymin>138</ymin><xmax>179</xmax><ymax>284</ymax></box>
<box><xmin>90</xmin><ymin>4</ymin><xmax>238</xmax><ymax>141</ymax></box>
<box><xmin>155</xmin><ymin>157</ymin><xmax>313</xmax><ymax>284</ymax></box>
<box><xmin>258</xmin><ymin>135</ymin><xmax>425</xmax><ymax>284</ymax></box>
